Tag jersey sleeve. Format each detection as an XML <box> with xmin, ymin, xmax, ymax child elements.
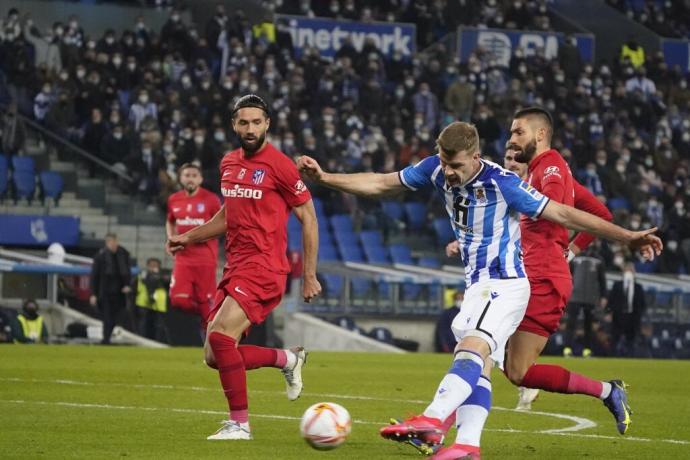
<box><xmin>571</xmin><ymin>180</ymin><xmax>613</xmax><ymax>250</ymax></box>
<box><xmin>496</xmin><ymin>172</ymin><xmax>550</xmax><ymax>218</ymax></box>
<box><xmin>398</xmin><ymin>155</ymin><xmax>439</xmax><ymax>191</ymax></box>
<box><xmin>539</xmin><ymin>161</ymin><xmax>567</xmax><ymax>202</ymax></box>
<box><xmin>275</xmin><ymin>157</ymin><xmax>312</xmax><ymax>208</ymax></box>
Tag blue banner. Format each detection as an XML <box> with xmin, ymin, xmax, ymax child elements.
<box><xmin>457</xmin><ymin>27</ymin><xmax>594</xmax><ymax>67</ymax></box>
<box><xmin>662</xmin><ymin>39</ymin><xmax>690</xmax><ymax>74</ymax></box>
<box><xmin>0</xmin><ymin>215</ymin><xmax>80</xmax><ymax>246</ymax></box>
<box><xmin>277</xmin><ymin>14</ymin><xmax>416</xmax><ymax>59</ymax></box>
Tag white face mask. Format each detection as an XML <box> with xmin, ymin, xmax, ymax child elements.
<box><xmin>283</xmin><ymin>139</ymin><xmax>294</xmax><ymax>147</ymax></box>
<box><xmin>139</xmin><ymin>95</ymin><xmax>149</xmax><ymax>104</ymax></box>
<box><xmin>214</xmin><ymin>132</ymin><xmax>225</xmax><ymax>142</ymax></box>
<box><xmin>113</xmin><ymin>132</ymin><xmax>123</xmax><ymax>140</ymax></box>
<box><xmin>194</xmin><ymin>135</ymin><xmax>204</xmax><ymax>144</ymax></box>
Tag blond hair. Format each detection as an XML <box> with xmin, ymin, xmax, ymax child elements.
<box><xmin>437</xmin><ymin>122</ymin><xmax>480</xmax><ymax>156</ymax></box>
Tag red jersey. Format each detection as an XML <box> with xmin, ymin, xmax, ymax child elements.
<box><xmin>167</xmin><ymin>187</ymin><xmax>222</xmax><ymax>265</ymax></box>
<box><xmin>219</xmin><ymin>143</ymin><xmax>311</xmax><ymax>274</ymax></box>
<box><xmin>520</xmin><ymin>149</ymin><xmax>574</xmax><ymax>280</ymax></box>
<box><xmin>571</xmin><ymin>180</ymin><xmax>613</xmax><ymax>251</ymax></box>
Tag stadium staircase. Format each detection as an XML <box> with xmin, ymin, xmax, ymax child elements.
<box><xmin>4</xmin><ymin>127</ymin><xmax>169</xmax><ymax>266</ymax></box>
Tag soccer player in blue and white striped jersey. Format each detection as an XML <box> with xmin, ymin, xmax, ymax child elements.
<box><xmin>297</xmin><ymin>122</ymin><xmax>661</xmax><ymax>458</ymax></box>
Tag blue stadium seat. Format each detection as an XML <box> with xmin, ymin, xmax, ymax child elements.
<box><xmin>319</xmin><ymin>244</ymin><xmax>340</xmax><ymax>261</ymax></box>
<box><xmin>12</xmin><ymin>171</ymin><xmax>35</xmax><ymax>204</ymax></box>
<box><xmin>288</xmin><ymin>229</ymin><xmax>302</xmax><ymax>251</ymax></box>
<box><xmin>11</xmin><ymin>155</ymin><xmax>35</xmax><ymax>174</ymax></box>
<box><xmin>635</xmin><ymin>259</ymin><xmax>656</xmax><ymax>274</ymax></box>
<box><xmin>339</xmin><ymin>243</ymin><xmax>365</xmax><ymax>262</ymax></box>
<box><xmin>312</xmin><ymin>197</ymin><xmax>325</xmax><ymax>216</ymax></box>
<box><xmin>319</xmin><ymin>230</ymin><xmax>334</xmax><ymax>246</ymax></box>
<box><xmin>433</xmin><ymin>217</ymin><xmax>455</xmax><ymax>245</ymax></box>
<box><xmin>607</xmin><ymin>197</ymin><xmax>630</xmax><ymax>211</ymax></box>
<box><xmin>288</xmin><ymin>213</ymin><xmax>301</xmax><ymax>231</ymax></box>
<box><xmin>0</xmin><ymin>154</ymin><xmax>8</xmax><ymax>201</ymax></box>
<box><xmin>418</xmin><ymin>256</ymin><xmax>441</xmax><ymax>269</ymax></box>
<box><xmin>39</xmin><ymin>171</ymin><xmax>64</xmax><ymax>205</ymax></box>
<box><xmin>351</xmin><ymin>278</ymin><xmax>372</xmax><ymax>297</ymax></box>
<box><xmin>402</xmin><ymin>283</ymin><xmax>422</xmax><ymax>300</ymax></box>
<box><xmin>330</xmin><ymin>214</ymin><xmax>354</xmax><ymax>233</ymax></box>
<box><xmin>359</xmin><ymin>230</ymin><xmax>384</xmax><ymax>247</ymax></box>
<box><xmin>363</xmin><ymin>244</ymin><xmax>389</xmax><ymax>264</ymax></box>
<box><xmin>404</xmin><ymin>202</ymin><xmax>427</xmax><ymax>230</ymax></box>
<box><xmin>321</xmin><ymin>274</ymin><xmax>344</xmax><ymax>298</ymax></box>
<box><xmin>368</xmin><ymin>326</ymin><xmax>394</xmax><ymax>344</ymax></box>
<box><xmin>333</xmin><ymin>229</ymin><xmax>358</xmax><ymax>247</ymax></box>
<box><xmin>0</xmin><ymin>153</ymin><xmax>8</xmax><ymax>170</ymax></box>
<box><xmin>655</xmin><ymin>291</ymin><xmax>673</xmax><ymax>307</ymax></box>
<box><xmin>381</xmin><ymin>201</ymin><xmax>405</xmax><ymax>220</ymax></box>
<box><xmin>389</xmin><ymin>244</ymin><xmax>414</xmax><ymax>265</ymax></box>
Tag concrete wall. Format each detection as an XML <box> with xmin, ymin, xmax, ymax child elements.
<box><xmin>283</xmin><ymin>313</ymin><xmax>405</xmax><ymax>353</ymax></box>
<box><xmin>355</xmin><ymin>317</ymin><xmax>437</xmax><ymax>352</ymax></box>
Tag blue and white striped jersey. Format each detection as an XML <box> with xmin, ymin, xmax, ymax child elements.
<box><xmin>399</xmin><ymin>156</ymin><xmax>550</xmax><ymax>287</ymax></box>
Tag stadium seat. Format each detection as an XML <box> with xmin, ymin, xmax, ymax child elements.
<box><xmin>418</xmin><ymin>256</ymin><xmax>441</xmax><ymax>268</ymax></box>
<box><xmin>338</xmin><ymin>243</ymin><xmax>365</xmax><ymax>262</ymax></box>
<box><xmin>368</xmin><ymin>326</ymin><xmax>394</xmax><ymax>344</ymax></box>
<box><xmin>319</xmin><ymin>244</ymin><xmax>339</xmax><ymax>261</ymax></box>
<box><xmin>432</xmin><ymin>217</ymin><xmax>456</xmax><ymax>245</ymax></box>
<box><xmin>381</xmin><ymin>201</ymin><xmax>405</xmax><ymax>221</ymax></box>
<box><xmin>350</xmin><ymin>278</ymin><xmax>372</xmax><ymax>297</ymax></box>
<box><xmin>11</xmin><ymin>155</ymin><xmax>35</xmax><ymax>174</ymax></box>
<box><xmin>389</xmin><ymin>244</ymin><xmax>414</xmax><ymax>265</ymax></box>
<box><xmin>330</xmin><ymin>214</ymin><xmax>354</xmax><ymax>233</ymax></box>
<box><xmin>0</xmin><ymin>154</ymin><xmax>8</xmax><ymax>202</ymax></box>
<box><xmin>363</xmin><ymin>244</ymin><xmax>389</xmax><ymax>264</ymax></box>
<box><xmin>402</xmin><ymin>283</ymin><xmax>422</xmax><ymax>300</ymax></box>
<box><xmin>12</xmin><ymin>171</ymin><xmax>36</xmax><ymax>204</ymax></box>
<box><xmin>288</xmin><ymin>229</ymin><xmax>302</xmax><ymax>251</ymax></box>
<box><xmin>39</xmin><ymin>171</ymin><xmax>64</xmax><ymax>205</ymax></box>
<box><xmin>607</xmin><ymin>197</ymin><xmax>630</xmax><ymax>211</ymax></box>
<box><xmin>359</xmin><ymin>230</ymin><xmax>384</xmax><ymax>247</ymax></box>
<box><xmin>404</xmin><ymin>201</ymin><xmax>427</xmax><ymax>230</ymax></box>
<box><xmin>321</xmin><ymin>273</ymin><xmax>344</xmax><ymax>298</ymax></box>
<box><xmin>312</xmin><ymin>197</ymin><xmax>325</xmax><ymax>217</ymax></box>
<box><xmin>333</xmin><ymin>229</ymin><xmax>358</xmax><ymax>247</ymax></box>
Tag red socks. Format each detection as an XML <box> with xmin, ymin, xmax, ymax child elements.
<box><xmin>238</xmin><ymin>345</ymin><xmax>286</xmax><ymax>370</ymax></box>
<box><xmin>208</xmin><ymin>332</ymin><xmax>248</xmax><ymax>423</ymax></box>
<box><xmin>520</xmin><ymin>364</ymin><xmax>603</xmax><ymax>397</ymax></box>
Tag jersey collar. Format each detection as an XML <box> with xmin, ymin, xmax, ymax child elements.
<box><xmin>528</xmin><ymin>149</ymin><xmax>558</xmax><ymax>173</ymax></box>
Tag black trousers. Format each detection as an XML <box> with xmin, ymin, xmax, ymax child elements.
<box><xmin>100</xmin><ymin>293</ymin><xmax>126</xmax><ymax>344</ymax></box>
<box><xmin>565</xmin><ymin>302</ymin><xmax>595</xmax><ymax>349</ymax></box>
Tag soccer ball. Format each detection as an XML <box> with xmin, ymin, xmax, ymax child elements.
<box><xmin>299</xmin><ymin>402</ymin><xmax>352</xmax><ymax>450</ymax></box>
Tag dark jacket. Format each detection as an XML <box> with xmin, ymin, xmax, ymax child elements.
<box><xmin>608</xmin><ymin>280</ymin><xmax>646</xmax><ymax>318</ymax></box>
<box><xmin>90</xmin><ymin>246</ymin><xmax>132</xmax><ymax>298</ymax></box>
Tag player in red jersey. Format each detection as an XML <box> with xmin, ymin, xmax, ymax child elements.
<box><xmin>167</xmin><ymin>95</ymin><xmax>321</xmax><ymax>441</ymax></box>
<box><xmin>505</xmin><ymin>107</ymin><xmax>639</xmax><ymax>435</ymax></box>
<box><xmin>166</xmin><ymin>163</ymin><xmax>222</xmax><ymax>331</ymax></box>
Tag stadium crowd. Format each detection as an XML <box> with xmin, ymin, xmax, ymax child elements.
<box><xmin>0</xmin><ymin>1</ymin><xmax>689</xmax><ymax>281</ymax></box>
<box><xmin>606</xmin><ymin>0</ymin><xmax>690</xmax><ymax>39</ymax></box>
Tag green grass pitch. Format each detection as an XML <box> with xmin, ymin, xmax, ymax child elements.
<box><xmin>1</xmin><ymin>346</ymin><xmax>689</xmax><ymax>459</ymax></box>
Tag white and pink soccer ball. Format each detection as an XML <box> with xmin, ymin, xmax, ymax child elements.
<box><xmin>300</xmin><ymin>402</ymin><xmax>352</xmax><ymax>450</ymax></box>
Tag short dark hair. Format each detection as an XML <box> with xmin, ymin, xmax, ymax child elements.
<box><xmin>146</xmin><ymin>257</ymin><xmax>161</xmax><ymax>266</ymax></box>
<box><xmin>232</xmin><ymin>94</ymin><xmax>269</xmax><ymax>119</ymax></box>
<box><xmin>177</xmin><ymin>162</ymin><xmax>202</xmax><ymax>176</ymax></box>
<box><xmin>513</xmin><ymin>106</ymin><xmax>553</xmax><ymax>142</ymax></box>
<box><xmin>105</xmin><ymin>233</ymin><xmax>117</xmax><ymax>240</ymax></box>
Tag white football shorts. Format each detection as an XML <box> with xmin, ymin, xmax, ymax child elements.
<box><xmin>451</xmin><ymin>278</ymin><xmax>530</xmax><ymax>366</ymax></box>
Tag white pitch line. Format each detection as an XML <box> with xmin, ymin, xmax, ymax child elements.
<box><xmin>1</xmin><ymin>376</ymin><xmax>593</xmax><ymax>434</ymax></box>
<box><xmin>1</xmin><ymin>399</ymin><xmax>688</xmax><ymax>446</ymax></box>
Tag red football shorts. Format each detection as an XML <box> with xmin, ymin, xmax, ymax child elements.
<box><xmin>169</xmin><ymin>263</ymin><xmax>217</xmax><ymax>322</ymax></box>
<box><xmin>517</xmin><ymin>277</ymin><xmax>573</xmax><ymax>337</ymax></box>
<box><xmin>209</xmin><ymin>263</ymin><xmax>287</xmax><ymax>325</ymax></box>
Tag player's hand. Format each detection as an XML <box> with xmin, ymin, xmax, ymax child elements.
<box><xmin>296</xmin><ymin>155</ymin><xmax>324</xmax><ymax>183</ymax></box>
<box><xmin>302</xmin><ymin>275</ymin><xmax>322</xmax><ymax>303</ymax></box>
<box><xmin>626</xmin><ymin>227</ymin><xmax>663</xmax><ymax>261</ymax></box>
<box><xmin>166</xmin><ymin>234</ymin><xmax>189</xmax><ymax>255</ymax></box>
<box><xmin>445</xmin><ymin>240</ymin><xmax>460</xmax><ymax>257</ymax></box>
<box><xmin>89</xmin><ymin>295</ymin><xmax>97</xmax><ymax>307</ymax></box>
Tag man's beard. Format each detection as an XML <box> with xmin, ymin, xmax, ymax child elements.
<box><xmin>184</xmin><ymin>183</ymin><xmax>198</xmax><ymax>194</ymax></box>
<box><xmin>240</xmin><ymin>132</ymin><xmax>266</xmax><ymax>154</ymax></box>
<box><xmin>513</xmin><ymin>138</ymin><xmax>537</xmax><ymax>164</ymax></box>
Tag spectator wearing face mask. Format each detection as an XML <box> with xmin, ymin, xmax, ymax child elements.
<box><xmin>134</xmin><ymin>257</ymin><xmax>169</xmax><ymax>341</ymax></box>
<box><xmin>129</xmin><ymin>90</ymin><xmax>158</xmax><ymax>132</ymax></box>
<box><xmin>656</xmin><ymin>239</ymin><xmax>687</xmax><ymax>274</ymax></box>
<box><xmin>445</xmin><ymin>74</ymin><xmax>475</xmax><ymax>122</ymax></box>
<box><xmin>100</xmin><ymin>124</ymin><xmax>131</xmax><ymax>166</ymax></box>
<box><xmin>608</xmin><ymin>263</ymin><xmax>646</xmax><ymax>355</ymax></box>
<box><xmin>13</xmin><ymin>299</ymin><xmax>49</xmax><ymax>344</ymax></box>
<box><xmin>412</xmin><ymin>82</ymin><xmax>439</xmax><ymax>131</ymax></box>
<box><xmin>23</xmin><ymin>22</ymin><xmax>63</xmax><ymax>73</ymax></box>
<box><xmin>33</xmin><ymin>82</ymin><xmax>54</xmax><ymax>122</ymax></box>
<box><xmin>125</xmin><ymin>139</ymin><xmax>164</xmax><ymax>208</ymax></box>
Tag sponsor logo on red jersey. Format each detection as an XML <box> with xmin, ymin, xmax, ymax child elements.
<box><xmin>221</xmin><ymin>184</ymin><xmax>263</xmax><ymax>199</ymax></box>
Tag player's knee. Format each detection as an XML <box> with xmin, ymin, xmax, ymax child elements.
<box><xmin>503</xmin><ymin>361</ymin><xmax>526</xmax><ymax>386</ymax></box>
<box><xmin>204</xmin><ymin>352</ymin><xmax>217</xmax><ymax>369</ymax></box>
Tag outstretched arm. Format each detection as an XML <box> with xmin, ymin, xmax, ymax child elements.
<box><xmin>297</xmin><ymin>155</ymin><xmax>406</xmax><ymax>198</ymax></box>
<box><xmin>540</xmin><ymin>200</ymin><xmax>662</xmax><ymax>260</ymax></box>
<box><xmin>570</xmin><ymin>180</ymin><xmax>613</xmax><ymax>255</ymax></box>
